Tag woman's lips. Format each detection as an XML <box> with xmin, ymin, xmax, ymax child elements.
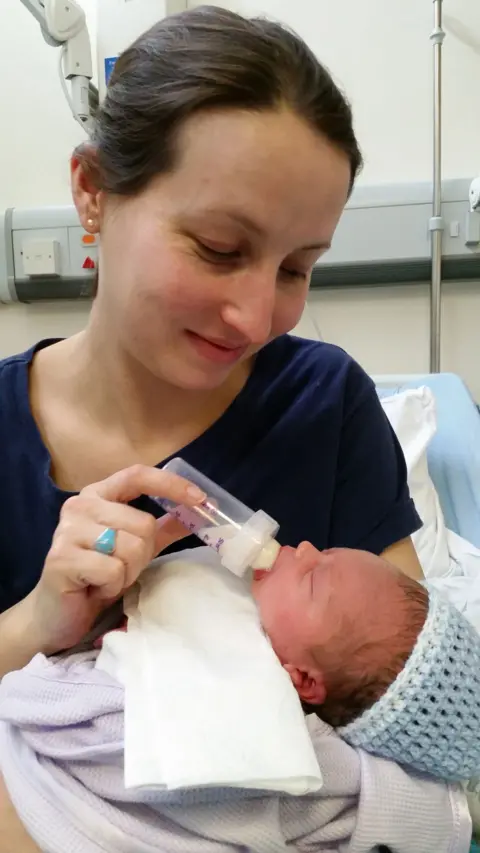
<box><xmin>186</xmin><ymin>331</ymin><xmax>248</xmax><ymax>364</ymax></box>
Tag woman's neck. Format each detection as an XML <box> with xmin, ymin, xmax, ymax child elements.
<box><xmin>48</xmin><ymin>326</ymin><xmax>249</xmax><ymax>448</ymax></box>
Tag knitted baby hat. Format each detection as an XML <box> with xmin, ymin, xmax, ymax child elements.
<box><xmin>339</xmin><ymin>590</ymin><xmax>480</xmax><ymax>781</ymax></box>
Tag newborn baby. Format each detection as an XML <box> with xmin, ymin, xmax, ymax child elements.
<box><xmin>93</xmin><ymin>541</ymin><xmax>427</xmax><ymax>732</ymax></box>
<box><xmin>252</xmin><ymin>542</ymin><xmax>428</xmax><ymax>727</ymax></box>
<box><xmin>94</xmin><ymin>538</ymin><xmax>479</xmax><ymax>780</ymax></box>
<box><xmin>0</xmin><ymin>542</ymin><xmax>478</xmax><ymax>853</ymax></box>
<box><xmin>255</xmin><ymin>542</ymin><xmax>480</xmax><ymax>782</ymax></box>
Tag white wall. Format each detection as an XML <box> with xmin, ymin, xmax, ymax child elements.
<box><xmin>0</xmin><ymin>0</ymin><xmax>96</xmax><ymax>348</ymax></box>
<box><xmin>190</xmin><ymin>0</ymin><xmax>480</xmax><ymax>185</ymax></box>
<box><xmin>1</xmin><ymin>1</ymin><xmax>480</xmax><ymax>394</ymax></box>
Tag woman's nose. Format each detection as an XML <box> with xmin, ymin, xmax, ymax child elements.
<box><xmin>221</xmin><ymin>270</ymin><xmax>277</xmax><ymax>346</ymax></box>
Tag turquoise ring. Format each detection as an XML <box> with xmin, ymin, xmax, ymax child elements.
<box><xmin>94</xmin><ymin>527</ymin><xmax>117</xmax><ymax>556</ymax></box>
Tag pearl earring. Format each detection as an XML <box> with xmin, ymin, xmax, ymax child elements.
<box><xmin>87</xmin><ymin>218</ymin><xmax>95</xmax><ymax>229</ymax></box>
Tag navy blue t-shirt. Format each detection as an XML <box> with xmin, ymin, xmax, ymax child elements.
<box><xmin>0</xmin><ymin>335</ymin><xmax>421</xmax><ymax>613</ymax></box>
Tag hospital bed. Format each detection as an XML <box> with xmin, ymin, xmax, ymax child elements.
<box><xmin>373</xmin><ymin>373</ymin><xmax>480</xmax><ymax>550</ymax></box>
<box><xmin>374</xmin><ymin>373</ymin><xmax>480</xmax><ymax>853</ymax></box>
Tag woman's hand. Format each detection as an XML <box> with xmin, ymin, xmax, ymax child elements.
<box><xmin>23</xmin><ymin>465</ymin><xmax>204</xmax><ymax>656</ymax></box>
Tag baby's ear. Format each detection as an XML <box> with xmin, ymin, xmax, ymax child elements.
<box><xmin>283</xmin><ymin>664</ymin><xmax>326</xmax><ymax>705</ymax></box>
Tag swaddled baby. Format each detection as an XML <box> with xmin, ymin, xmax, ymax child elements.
<box><xmin>254</xmin><ymin>542</ymin><xmax>480</xmax><ymax>781</ymax></box>
<box><xmin>95</xmin><ymin>541</ymin><xmax>427</xmax><ymax>733</ymax></box>
<box><xmin>0</xmin><ymin>542</ymin><xmax>478</xmax><ymax>853</ymax></box>
<box><xmin>97</xmin><ymin>539</ymin><xmax>480</xmax><ymax>781</ymax></box>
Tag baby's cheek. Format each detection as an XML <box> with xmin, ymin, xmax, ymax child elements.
<box><xmin>269</xmin><ymin>611</ymin><xmax>303</xmax><ymax>662</ymax></box>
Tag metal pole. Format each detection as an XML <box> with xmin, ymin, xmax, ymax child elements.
<box><xmin>429</xmin><ymin>0</ymin><xmax>445</xmax><ymax>373</ymax></box>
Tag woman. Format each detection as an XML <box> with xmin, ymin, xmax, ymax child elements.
<box><xmin>0</xmin><ymin>5</ymin><xmax>422</xmax><ymax>680</ymax></box>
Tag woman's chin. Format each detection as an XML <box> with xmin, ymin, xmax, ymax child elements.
<box><xmin>157</xmin><ymin>357</ymin><xmax>233</xmax><ymax>392</ymax></box>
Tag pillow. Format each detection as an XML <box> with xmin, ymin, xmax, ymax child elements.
<box><xmin>379</xmin><ymin>387</ymin><xmax>450</xmax><ymax>577</ymax></box>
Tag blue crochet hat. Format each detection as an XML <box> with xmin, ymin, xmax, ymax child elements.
<box><xmin>339</xmin><ymin>590</ymin><xmax>480</xmax><ymax>781</ymax></box>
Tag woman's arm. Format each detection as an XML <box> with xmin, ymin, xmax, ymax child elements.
<box><xmin>381</xmin><ymin>536</ymin><xmax>423</xmax><ymax>581</ymax></box>
<box><xmin>0</xmin><ymin>595</ymin><xmax>42</xmax><ymax>679</ymax></box>
<box><xmin>0</xmin><ymin>774</ymin><xmax>41</xmax><ymax>853</ymax></box>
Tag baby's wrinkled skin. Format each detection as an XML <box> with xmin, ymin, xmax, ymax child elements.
<box><xmin>252</xmin><ymin>542</ymin><xmax>422</xmax><ymax>707</ymax></box>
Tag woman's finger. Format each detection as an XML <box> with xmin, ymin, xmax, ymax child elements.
<box><xmin>54</xmin><ymin>518</ymin><xmax>152</xmax><ymax>578</ymax></box>
<box><xmin>155</xmin><ymin>514</ymin><xmax>191</xmax><ymax>554</ymax></box>
<box><xmin>60</xmin><ymin>494</ymin><xmax>158</xmax><ymax>545</ymax></box>
<box><xmin>82</xmin><ymin>464</ymin><xmax>205</xmax><ymax>507</ymax></box>
<box><xmin>74</xmin><ymin>551</ymin><xmax>129</xmax><ymax>601</ymax></box>
<box><xmin>45</xmin><ymin>543</ymin><xmax>128</xmax><ymax>600</ymax></box>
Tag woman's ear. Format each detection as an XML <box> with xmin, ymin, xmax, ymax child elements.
<box><xmin>283</xmin><ymin>663</ymin><xmax>326</xmax><ymax>705</ymax></box>
<box><xmin>70</xmin><ymin>144</ymin><xmax>103</xmax><ymax>232</ymax></box>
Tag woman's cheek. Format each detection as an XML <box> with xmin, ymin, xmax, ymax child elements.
<box><xmin>272</xmin><ymin>288</ymin><xmax>309</xmax><ymax>336</ymax></box>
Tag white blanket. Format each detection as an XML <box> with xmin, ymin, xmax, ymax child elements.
<box><xmin>0</xmin><ymin>652</ymin><xmax>471</xmax><ymax>853</ymax></box>
<box><xmin>97</xmin><ymin>548</ymin><xmax>323</xmax><ymax>796</ymax></box>
<box><xmin>425</xmin><ymin>529</ymin><xmax>480</xmax><ymax>632</ymax></box>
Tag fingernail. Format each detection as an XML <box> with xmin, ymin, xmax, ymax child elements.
<box><xmin>186</xmin><ymin>485</ymin><xmax>206</xmax><ymax>502</ymax></box>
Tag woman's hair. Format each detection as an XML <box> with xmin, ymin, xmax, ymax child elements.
<box><xmin>77</xmin><ymin>4</ymin><xmax>362</xmax><ymax>194</ymax></box>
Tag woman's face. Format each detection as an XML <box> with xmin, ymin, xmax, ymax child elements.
<box><xmin>74</xmin><ymin>109</ymin><xmax>351</xmax><ymax>390</ymax></box>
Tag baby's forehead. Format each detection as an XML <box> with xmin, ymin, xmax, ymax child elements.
<box><xmin>327</xmin><ymin>549</ymin><xmax>401</xmax><ymax>602</ymax></box>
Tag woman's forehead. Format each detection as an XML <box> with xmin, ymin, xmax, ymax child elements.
<box><xmin>152</xmin><ymin>109</ymin><xmax>351</xmax><ymax>230</ymax></box>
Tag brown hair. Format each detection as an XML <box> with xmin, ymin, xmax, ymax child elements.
<box><xmin>305</xmin><ymin>573</ymin><xmax>429</xmax><ymax>728</ymax></box>
<box><xmin>77</xmin><ymin>5</ymin><xmax>362</xmax><ymax>195</ymax></box>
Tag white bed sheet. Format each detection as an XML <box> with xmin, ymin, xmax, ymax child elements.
<box><xmin>374</xmin><ymin>373</ymin><xmax>480</xmax><ymax>549</ymax></box>
<box><xmin>374</xmin><ymin>373</ymin><xmax>480</xmax><ymax>637</ymax></box>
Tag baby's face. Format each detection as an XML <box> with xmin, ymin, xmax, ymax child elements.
<box><xmin>252</xmin><ymin>543</ymin><xmax>410</xmax><ymax>702</ymax></box>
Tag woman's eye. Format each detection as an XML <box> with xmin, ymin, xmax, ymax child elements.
<box><xmin>279</xmin><ymin>267</ymin><xmax>307</xmax><ymax>281</ymax></box>
<box><xmin>196</xmin><ymin>240</ymin><xmax>307</xmax><ymax>281</ymax></box>
<box><xmin>197</xmin><ymin>241</ymin><xmax>240</xmax><ymax>262</ymax></box>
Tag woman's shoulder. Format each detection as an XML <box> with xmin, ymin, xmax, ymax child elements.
<box><xmin>263</xmin><ymin>333</ymin><xmax>353</xmax><ymax>366</ymax></box>
<box><xmin>0</xmin><ymin>338</ymin><xmax>61</xmax><ymax>392</ymax></box>
<box><xmin>0</xmin><ymin>339</ymin><xmax>58</xmax><ymax>458</ymax></box>
<box><xmin>0</xmin><ymin>340</ymin><xmax>67</xmax><ymax>612</ymax></box>
<box><xmin>1</xmin><ymin>342</ymin><xmax>38</xmax><ymax>416</ymax></box>
<box><xmin>0</xmin><ymin>339</ymin><xmax>59</xmax><ymax>384</ymax></box>
<box><xmin>0</xmin><ymin>344</ymin><xmax>36</xmax><ymax>412</ymax></box>
<box><xmin>0</xmin><ymin>344</ymin><xmax>36</xmax><ymax>376</ymax></box>
<box><xmin>253</xmin><ymin>335</ymin><xmax>374</xmax><ymax>412</ymax></box>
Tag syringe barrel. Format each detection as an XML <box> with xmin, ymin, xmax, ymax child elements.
<box><xmin>161</xmin><ymin>457</ymin><xmax>254</xmax><ymax>530</ymax></box>
<box><xmin>156</xmin><ymin>458</ymin><xmax>280</xmax><ymax>577</ymax></box>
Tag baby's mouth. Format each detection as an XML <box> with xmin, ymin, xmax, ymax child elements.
<box><xmin>252</xmin><ymin>569</ymin><xmax>270</xmax><ymax>582</ymax></box>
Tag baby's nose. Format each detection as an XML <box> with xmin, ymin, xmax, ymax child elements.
<box><xmin>291</xmin><ymin>542</ymin><xmax>325</xmax><ymax>576</ymax></box>
<box><xmin>295</xmin><ymin>541</ymin><xmax>322</xmax><ymax>561</ymax></box>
